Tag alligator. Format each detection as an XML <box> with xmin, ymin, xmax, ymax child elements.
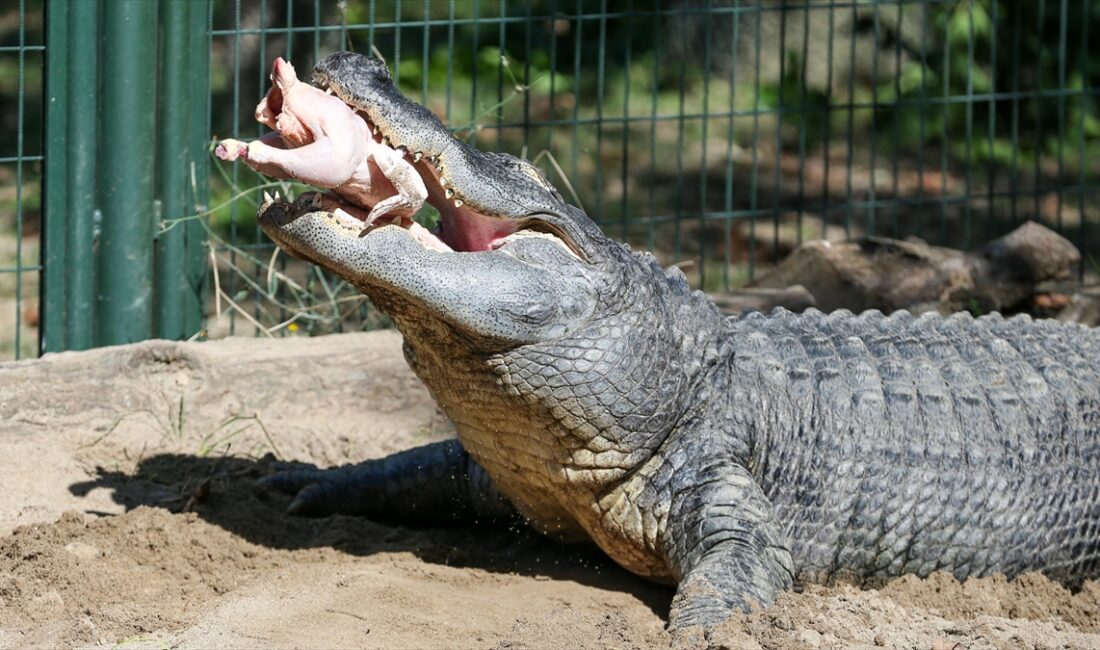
<box><xmin>247</xmin><ymin>51</ymin><xmax>1100</xmax><ymax>637</ymax></box>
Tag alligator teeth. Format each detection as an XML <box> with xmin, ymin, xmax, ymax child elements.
<box><xmin>324</xmin><ymin>87</ymin><xmax>335</xmax><ymax>95</ymax></box>
<box><xmin>310</xmin><ymin>193</ymin><xmax>324</xmax><ymax>207</ymax></box>
<box><xmin>273</xmin><ymin>191</ymin><xmax>281</xmax><ymax>202</ymax></box>
<box><xmin>444</xmin><ymin>188</ymin><xmax>455</xmax><ymax>199</ymax></box>
<box><xmin>439</xmin><ymin>176</ymin><xmax>448</xmax><ymax>187</ymax></box>
<box><xmin>261</xmin><ymin>191</ymin><xmax>274</xmax><ymax>209</ymax></box>
<box><xmin>412</xmin><ymin>151</ymin><xmax>423</xmax><ymax>163</ymax></box>
<box><xmin>453</xmin><ymin>199</ymin><xmax>463</xmax><ymax>208</ymax></box>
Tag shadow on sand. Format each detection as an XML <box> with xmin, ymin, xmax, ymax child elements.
<box><xmin>70</xmin><ymin>451</ymin><xmax>673</xmax><ymax>620</ymax></box>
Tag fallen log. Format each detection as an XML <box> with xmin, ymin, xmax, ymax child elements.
<box><xmin>1058</xmin><ymin>286</ymin><xmax>1100</xmax><ymax>327</ymax></box>
<box><xmin>709</xmin><ymin>285</ymin><xmax>817</xmax><ymax>315</ymax></box>
<box><xmin>747</xmin><ymin>221</ymin><xmax>1080</xmax><ymax>315</ymax></box>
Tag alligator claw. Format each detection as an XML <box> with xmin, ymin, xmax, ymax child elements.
<box><xmin>260</xmin><ymin>461</ymin><xmax>373</xmax><ymax>518</ymax></box>
<box><xmin>260</xmin><ymin>465</ymin><xmax>329</xmax><ymax>516</ymax></box>
<box><xmin>258</xmin><ymin>462</ymin><xmax>323</xmax><ymax>493</ymax></box>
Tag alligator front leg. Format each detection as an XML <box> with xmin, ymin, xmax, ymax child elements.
<box><xmin>261</xmin><ymin>439</ymin><xmax>517</xmax><ymax>524</ymax></box>
<box><xmin>663</xmin><ymin>462</ymin><xmax>793</xmax><ymax>633</ymax></box>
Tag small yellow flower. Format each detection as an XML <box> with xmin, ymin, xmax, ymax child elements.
<box><xmin>288</xmin><ymin>322</ymin><xmax>300</xmax><ymax>333</ymax></box>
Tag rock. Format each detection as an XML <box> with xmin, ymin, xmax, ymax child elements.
<box><xmin>63</xmin><ymin>542</ymin><xmax>103</xmax><ymax>560</ymax></box>
<box><xmin>749</xmin><ymin>222</ymin><xmax>1080</xmax><ymax>315</ymax></box>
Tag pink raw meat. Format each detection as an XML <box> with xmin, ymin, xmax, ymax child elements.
<box><xmin>216</xmin><ymin>57</ymin><xmax>427</xmax><ymax>228</ymax></box>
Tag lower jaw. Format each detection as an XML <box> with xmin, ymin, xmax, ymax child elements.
<box><xmin>316</xmin><ymin>188</ymin><xmax>520</xmax><ymax>253</ymax></box>
<box><xmin>268</xmin><ymin>191</ymin><xmax>455</xmax><ymax>253</ymax></box>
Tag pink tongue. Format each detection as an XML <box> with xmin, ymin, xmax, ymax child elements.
<box><xmin>440</xmin><ymin>210</ymin><xmax>516</xmax><ymax>252</ymax></box>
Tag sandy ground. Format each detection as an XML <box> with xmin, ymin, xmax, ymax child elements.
<box><xmin>0</xmin><ymin>332</ymin><xmax>1097</xmax><ymax>649</ymax></box>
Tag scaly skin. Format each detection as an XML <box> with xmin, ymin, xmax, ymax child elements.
<box><xmin>257</xmin><ymin>53</ymin><xmax>1100</xmax><ymax>636</ymax></box>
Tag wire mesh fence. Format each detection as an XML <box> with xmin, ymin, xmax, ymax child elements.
<box><xmin>0</xmin><ymin>0</ymin><xmax>42</xmax><ymax>361</ymax></box>
<box><xmin>3</xmin><ymin>0</ymin><xmax>1098</xmax><ymax>358</ymax></box>
<box><xmin>204</xmin><ymin>0</ymin><xmax>1098</xmax><ymax>340</ymax></box>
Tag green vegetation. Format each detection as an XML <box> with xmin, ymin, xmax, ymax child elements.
<box><xmin>873</xmin><ymin>1</ymin><xmax>1100</xmax><ymax>168</ymax></box>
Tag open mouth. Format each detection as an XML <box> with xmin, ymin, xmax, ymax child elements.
<box><xmin>261</xmin><ymin>188</ymin><xmax>576</xmax><ymax>258</ymax></box>
<box><xmin>268</xmin><ymin>76</ymin><xmax>586</xmax><ymax>260</ymax></box>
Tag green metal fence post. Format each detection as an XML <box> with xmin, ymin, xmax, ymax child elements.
<box><xmin>184</xmin><ymin>0</ymin><xmax>211</xmax><ymax>338</ymax></box>
<box><xmin>96</xmin><ymin>0</ymin><xmax>159</xmax><ymax>346</ymax></box>
<box><xmin>155</xmin><ymin>0</ymin><xmax>190</xmax><ymax>340</ymax></box>
<box><xmin>65</xmin><ymin>0</ymin><xmax>99</xmax><ymax>350</ymax></box>
<box><xmin>41</xmin><ymin>0</ymin><xmax>69</xmax><ymax>353</ymax></box>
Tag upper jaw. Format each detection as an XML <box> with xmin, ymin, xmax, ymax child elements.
<box><xmin>269</xmin><ymin>52</ymin><xmax>599</xmax><ymax>262</ymax></box>
<box><xmin>310</xmin><ymin>54</ymin><xmax>582</xmax><ymax>248</ymax></box>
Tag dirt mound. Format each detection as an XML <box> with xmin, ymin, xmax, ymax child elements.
<box><xmin>0</xmin><ymin>333</ymin><xmax>1097</xmax><ymax>648</ymax></box>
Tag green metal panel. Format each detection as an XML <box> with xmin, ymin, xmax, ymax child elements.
<box><xmin>64</xmin><ymin>0</ymin><xmax>98</xmax><ymax>350</ymax></box>
<box><xmin>40</xmin><ymin>0</ymin><xmax>210</xmax><ymax>354</ymax></box>
<box><xmin>96</xmin><ymin>0</ymin><xmax>158</xmax><ymax>346</ymax></box>
<box><xmin>42</xmin><ymin>0</ymin><xmax>69</xmax><ymax>354</ymax></box>
<box><xmin>183</xmin><ymin>0</ymin><xmax>211</xmax><ymax>338</ymax></box>
<box><xmin>155</xmin><ymin>0</ymin><xmax>190</xmax><ymax>340</ymax></box>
